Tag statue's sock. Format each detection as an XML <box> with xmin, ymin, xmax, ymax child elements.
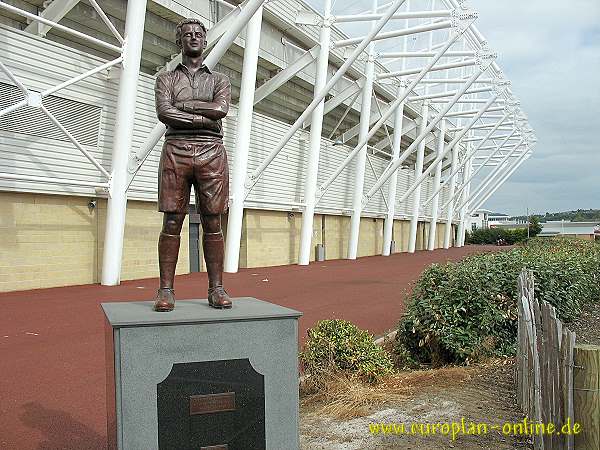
<box><xmin>158</xmin><ymin>232</ymin><xmax>180</xmax><ymax>288</ymax></box>
<box><xmin>203</xmin><ymin>231</ymin><xmax>224</xmax><ymax>289</ymax></box>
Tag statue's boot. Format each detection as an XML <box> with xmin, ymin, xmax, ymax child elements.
<box><xmin>204</xmin><ymin>231</ymin><xmax>232</xmax><ymax>309</ymax></box>
<box><xmin>208</xmin><ymin>286</ymin><xmax>232</xmax><ymax>309</ymax></box>
<box><xmin>154</xmin><ymin>287</ymin><xmax>176</xmax><ymax>312</ymax></box>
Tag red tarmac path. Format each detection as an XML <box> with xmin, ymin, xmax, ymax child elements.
<box><xmin>0</xmin><ymin>245</ymin><xmax>504</xmax><ymax>449</ymax></box>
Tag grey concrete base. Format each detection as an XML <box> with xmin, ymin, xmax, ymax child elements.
<box><xmin>102</xmin><ymin>297</ymin><xmax>302</xmax><ymax>450</ymax></box>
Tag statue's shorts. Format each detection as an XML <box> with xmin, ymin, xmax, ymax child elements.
<box><xmin>158</xmin><ymin>138</ymin><xmax>229</xmax><ymax>215</ymax></box>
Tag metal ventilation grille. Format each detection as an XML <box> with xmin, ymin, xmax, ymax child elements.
<box><xmin>0</xmin><ymin>82</ymin><xmax>102</xmax><ymax>147</ymax></box>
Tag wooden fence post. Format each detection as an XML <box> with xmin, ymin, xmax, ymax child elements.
<box><xmin>573</xmin><ymin>344</ymin><xmax>600</xmax><ymax>450</ymax></box>
<box><xmin>516</xmin><ymin>269</ymin><xmax>579</xmax><ymax>450</ymax></box>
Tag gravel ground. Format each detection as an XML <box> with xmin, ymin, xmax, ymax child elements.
<box><xmin>300</xmin><ymin>359</ymin><xmax>533</xmax><ymax>450</ymax></box>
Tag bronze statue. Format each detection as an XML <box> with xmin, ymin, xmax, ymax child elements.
<box><xmin>153</xmin><ymin>18</ymin><xmax>232</xmax><ymax>312</ymax></box>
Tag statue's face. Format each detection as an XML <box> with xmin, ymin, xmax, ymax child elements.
<box><xmin>178</xmin><ymin>23</ymin><xmax>206</xmax><ymax>57</ymax></box>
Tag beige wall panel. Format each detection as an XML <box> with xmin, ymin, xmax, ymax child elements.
<box><xmin>357</xmin><ymin>218</ymin><xmax>383</xmax><ymax>258</ymax></box>
<box><xmin>323</xmin><ymin>215</ymin><xmax>350</xmax><ymax>260</ymax></box>
<box><xmin>0</xmin><ymin>192</ymin><xmax>189</xmax><ymax>292</ymax></box>
<box><xmin>243</xmin><ymin>209</ymin><xmax>304</xmax><ymax>267</ymax></box>
<box><xmin>436</xmin><ymin>222</ymin><xmax>446</xmax><ymax>249</ymax></box>
<box><xmin>0</xmin><ymin>192</ymin><xmax>98</xmax><ymax>292</ymax></box>
<box><xmin>397</xmin><ymin>220</ymin><xmax>411</xmax><ymax>252</ymax></box>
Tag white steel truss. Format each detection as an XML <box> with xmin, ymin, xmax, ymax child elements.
<box><xmin>0</xmin><ymin>0</ymin><xmax>536</xmax><ymax>280</ymax></box>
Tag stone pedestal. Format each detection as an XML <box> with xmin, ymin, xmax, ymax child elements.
<box><xmin>102</xmin><ymin>297</ymin><xmax>302</xmax><ymax>450</ymax></box>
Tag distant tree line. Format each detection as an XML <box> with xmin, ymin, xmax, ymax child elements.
<box><xmin>513</xmin><ymin>209</ymin><xmax>600</xmax><ymax>223</ymax></box>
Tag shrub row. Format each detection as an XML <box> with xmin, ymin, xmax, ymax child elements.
<box><xmin>466</xmin><ymin>217</ymin><xmax>542</xmax><ymax>245</ymax></box>
<box><xmin>395</xmin><ymin>238</ymin><xmax>600</xmax><ymax>366</ymax></box>
<box><xmin>466</xmin><ymin>227</ymin><xmax>529</xmax><ymax>245</ymax></box>
<box><xmin>299</xmin><ymin>238</ymin><xmax>599</xmax><ymax>380</ymax></box>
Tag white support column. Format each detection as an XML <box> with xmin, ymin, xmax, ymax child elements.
<box><xmin>382</xmin><ymin>81</ymin><xmax>406</xmax><ymax>256</ymax></box>
<box><xmin>443</xmin><ymin>143</ymin><xmax>459</xmax><ymax>248</ymax></box>
<box><xmin>298</xmin><ymin>0</ymin><xmax>332</xmax><ymax>266</ymax></box>
<box><xmin>348</xmin><ymin>0</ymin><xmax>378</xmax><ymax>260</ymax></box>
<box><xmin>224</xmin><ymin>5</ymin><xmax>263</xmax><ymax>273</ymax></box>
<box><xmin>444</xmin><ymin>46</ymin><xmax>469</xmax><ymax>250</ymax></box>
<box><xmin>101</xmin><ymin>0</ymin><xmax>147</xmax><ymax>285</ymax></box>
<box><xmin>428</xmin><ymin>119</ymin><xmax>445</xmax><ymax>250</ymax></box>
<box><xmin>382</xmin><ymin>0</ymin><xmax>410</xmax><ymax>256</ymax></box>
<box><xmin>422</xmin><ymin>0</ymin><xmax>439</xmax><ymax>252</ymax></box>
<box><xmin>456</xmin><ymin>150</ymin><xmax>473</xmax><ymax>247</ymax></box>
<box><xmin>456</xmin><ymin>56</ymin><xmax>473</xmax><ymax>249</ymax></box>
<box><xmin>408</xmin><ymin>100</ymin><xmax>429</xmax><ymax>253</ymax></box>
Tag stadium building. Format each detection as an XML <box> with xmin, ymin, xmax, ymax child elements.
<box><xmin>0</xmin><ymin>0</ymin><xmax>535</xmax><ymax>292</ymax></box>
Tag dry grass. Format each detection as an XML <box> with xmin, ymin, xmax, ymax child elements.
<box><xmin>300</xmin><ymin>364</ymin><xmax>477</xmax><ymax>420</ymax></box>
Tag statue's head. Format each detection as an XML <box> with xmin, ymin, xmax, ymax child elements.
<box><xmin>175</xmin><ymin>18</ymin><xmax>207</xmax><ymax>57</ymax></box>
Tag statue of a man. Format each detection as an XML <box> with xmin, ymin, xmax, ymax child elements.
<box><xmin>153</xmin><ymin>18</ymin><xmax>232</xmax><ymax>312</ymax></box>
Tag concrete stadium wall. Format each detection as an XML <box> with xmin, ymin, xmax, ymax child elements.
<box><xmin>1</xmin><ymin>191</ymin><xmax>455</xmax><ymax>292</ymax></box>
<box><xmin>0</xmin><ymin>191</ymin><xmax>189</xmax><ymax>292</ymax></box>
<box><xmin>232</xmin><ymin>209</ymin><xmax>452</xmax><ymax>268</ymax></box>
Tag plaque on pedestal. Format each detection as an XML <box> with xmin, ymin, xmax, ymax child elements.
<box><xmin>102</xmin><ymin>298</ymin><xmax>302</xmax><ymax>450</ymax></box>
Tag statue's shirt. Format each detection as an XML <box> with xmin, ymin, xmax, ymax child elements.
<box><xmin>155</xmin><ymin>63</ymin><xmax>231</xmax><ymax>141</ymax></box>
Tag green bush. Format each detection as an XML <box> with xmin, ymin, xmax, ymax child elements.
<box><xmin>395</xmin><ymin>238</ymin><xmax>600</xmax><ymax>366</ymax></box>
<box><xmin>300</xmin><ymin>319</ymin><xmax>394</xmax><ymax>382</ymax></box>
<box><xmin>466</xmin><ymin>218</ymin><xmax>542</xmax><ymax>245</ymax></box>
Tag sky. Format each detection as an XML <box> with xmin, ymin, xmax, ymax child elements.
<box><xmin>302</xmin><ymin>0</ymin><xmax>600</xmax><ymax>216</ymax></box>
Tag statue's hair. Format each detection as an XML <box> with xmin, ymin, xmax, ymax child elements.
<box><xmin>175</xmin><ymin>18</ymin><xmax>207</xmax><ymax>45</ymax></box>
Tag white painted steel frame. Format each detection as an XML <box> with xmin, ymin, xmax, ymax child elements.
<box><xmin>408</xmin><ymin>100</ymin><xmax>429</xmax><ymax>253</ymax></box>
<box><xmin>439</xmin><ymin>127</ymin><xmax>519</xmax><ymax>211</ymax></box>
<box><xmin>457</xmin><ymin>140</ymin><xmax>527</xmax><ymax>213</ymax></box>
<box><xmin>246</xmin><ymin>0</ymin><xmax>409</xmax><ymax>192</ymax></box>
<box><xmin>363</xmin><ymin>71</ymin><xmax>499</xmax><ymax>205</ymax></box>
<box><xmin>0</xmin><ymin>0</ymin><xmax>536</xmax><ymax>280</ymax></box>
<box><xmin>24</xmin><ymin>0</ymin><xmax>81</xmax><ymax>36</ymax></box>
<box><xmin>316</xmin><ymin>34</ymin><xmax>474</xmax><ymax>202</ymax></box>
<box><xmin>381</xmin><ymin>0</ymin><xmax>412</xmax><ymax>257</ymax></box>
<box><xmin>382</xmin><ymin>81</ymin><xmax>407</xmax><ymax>256</ymax></box>
<box><xmin>0</xmin><ymin>1</ymin><xmax>122</xmax><ymax>53</ymax></box>
<box><xmin>0</xmin><ymin>1</ymin><xmax>124</xmax><ymax>186</ymax></box>
<box><xmin>468</xmin><ymin>151</ymin><xmax>531</xmax><ymax>215</ymax></box>
<box><xmin>443</xmin><ymin>140</ymin><xmax>459</xmax><ymax>248</ymax></box>
<box><xmin>409</xmin><ymin>0</ymin><xmax>435</xmax><ymax>253</ymax></box>
<box><xmin>456</xmin><ymin>154</ymin><xmax>472</xmax><ymax>246</ymax></box>
<box><xmin>428</xmin><ymin>119</ymin><xmax>445</xmax><ymax>250</ymax></box>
